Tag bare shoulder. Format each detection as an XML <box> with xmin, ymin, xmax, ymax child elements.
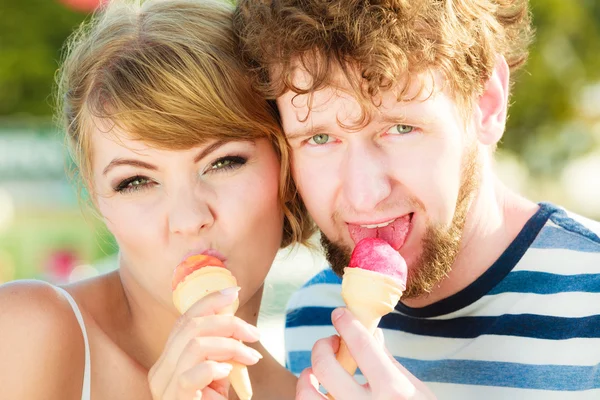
<box><xmin>0</xmin><ymin>280</ymin><xmax>86</xmax><ymax>399</ymax></box>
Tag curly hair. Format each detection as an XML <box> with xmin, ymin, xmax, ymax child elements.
<box><xmin>234</xmin><ymin>0</ymin><xmax>533</xmax><ymax>120</ymax></box>
<box><xmin>56</xmin><ymin>0</ymin><xmax>314</xmax><ymax>247</ymax></box>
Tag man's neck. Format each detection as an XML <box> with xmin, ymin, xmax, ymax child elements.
<box><xmin>402</xmin><ymin>171</ymin><xmax>539</xmax><ymax>309</ymax></box>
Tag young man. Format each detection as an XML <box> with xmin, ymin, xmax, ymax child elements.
<box><xmin>235</xmin><ymin>0</ymin><xmax>600</xmax><ymax>398</ymax></box>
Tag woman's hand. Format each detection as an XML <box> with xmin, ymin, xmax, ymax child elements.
<box><xmin>296</xmin><ymin>308</ymin><xmax>436</xmax><ymax>400</ymax></box>
<box><xmin>148</xmin><ymin>288</ymin><xmax>262</xmax><ymax>399</ymax></box>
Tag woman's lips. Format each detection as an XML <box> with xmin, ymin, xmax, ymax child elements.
<box><xmin>181</xmin><ymin>248</ymin><xmax>227</xmax><ymax>264</ymax></box>
<box><xmin>347</xmin><ymin>213</ymin><xmax>413</xmax><ymax>251</ymax></box>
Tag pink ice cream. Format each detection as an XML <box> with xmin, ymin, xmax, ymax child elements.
<box><xmin>347</xmin><ymin>237</ymin><xmax>408</xmax><ymax>290</ymax></box>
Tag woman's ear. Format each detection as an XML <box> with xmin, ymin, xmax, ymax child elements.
<box><xmin>473</xmin><ymin>56</ymin><xmax>510</xmax><ymax>146</ymax></box>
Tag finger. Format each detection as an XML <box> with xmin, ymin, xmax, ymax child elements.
<box><xmin>167</xmin><ymin>288</ymin><xmax>241</xmax><ymax>353</ymax></box>
<box><xmin>188</xmin><ymin>286</ymin><xmax>241</xmax><ymax>316</ymax></box>
<box><xmin>310</xmin><ymin>335</ymin><xmax>368</xmax><ymax>399</ymax></box>
<box><xmin>180</xmin><ymin>361</ymin><xmax>232</xmax><ymax>392</ymax></box>
<box><xmin>373</xmin><ymin>328</ymin><xmax>400</xmax><ymax>363</ymax></box>
<box><xmin>373</xmin><ymin>328</ymin><xmax>385</xmax><ymax>347</ymax></box>
<box><xmin>173</xmin><ymin>288</ymin><xmax>240</xmax><ymax>336</ymax></box>
<box><xmin>366</xmin><ymin>335</ymin><xmax>436</xmax><ymax>398</ymax></box>
<box><xmin>208</xmin><ymin>377</ymin><xmax>230</xmax><ymax>398</ymax></box>
<box><xmin>162</xmin><ymin>361</ymin><xmax>231</xmax><ymax>400</ymax></box>
<box><xmin>192</xmin><ymin>386</ymin><xmax>228</xmax><ymax>400</ymax></box>
<box><xmin>331</xmin><ymin>308</ymin><xmax>415</xmax><ymax>395</ymax></box>
<box><xmin>192</xmin><ymin>315</ymin><xmax>261</xmax><ymax>343</ymax></box>
<box><xmin>296</xmin><ymin>368</ymin><xmax>327</xmax><ymax>400</ymax></box>
<box><xmin>161</xmin><ymin>315</ymin><xmax>260</xmax><ymax>378</ymax></box>
<box><xmin>175</xmin><ymin>336</ymin><xmax>262</xmax><ymax>374</ymax></box>
<box><xmin>388</xmin><ymin>356</ymin><xmax>436</xmax><ymax>394</ymax></box>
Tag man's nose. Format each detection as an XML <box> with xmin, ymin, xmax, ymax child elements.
<box><xmin>341</xmin><ymin>141</ymin><xmax>391</xmax><ymax>213</ymax></box>
<box><xmin>168</xmin><ymin>186</ymin><xmax>214</xmax><ymax>236</ymax></box>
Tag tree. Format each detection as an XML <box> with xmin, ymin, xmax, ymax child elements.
<box><xmin>506</xmin><ymin>0</ymin><xmax>600</xmax><ymax>176</ymax></box>
<box><xmin>0</xmin><ymin>0</ymin><xmax>87</xmax><ymax>116</ymax></box>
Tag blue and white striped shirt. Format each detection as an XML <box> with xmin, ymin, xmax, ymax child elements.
<box><xmin>285</xmin><ymin>203</ymin><xmax>600</xmax><ymax>399</ymax></box>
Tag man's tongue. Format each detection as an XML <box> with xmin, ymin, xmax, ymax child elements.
<box><xmin>348</xmin><ymin>214</ymin><xmax>411</xmax><ymax>250</ymax></box>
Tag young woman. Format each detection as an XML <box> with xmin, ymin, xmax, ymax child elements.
<box><xmin>0</xmin><ymin>0</ymin><xmax>313</xmax><ymax>398</ymax></box>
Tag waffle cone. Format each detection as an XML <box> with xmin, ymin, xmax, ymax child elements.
<box><xmin>172</xmin><ymin>266</ymin><xmax>253</xmax><ymax>400</ymax></box>
<box><xmin>336</xmin><ymin>267</ymin><xmax>403</xmax><ymax>377</ymax></box>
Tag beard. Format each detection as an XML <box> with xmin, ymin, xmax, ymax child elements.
<box><xmin>321</xmin><ymin>143</ymin><xmax>481</xmax><ymax>299</ymax></box>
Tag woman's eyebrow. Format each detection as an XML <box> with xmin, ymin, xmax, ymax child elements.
<box><xmin>193</xmin><ymin>139</ymin><xmax>229</xmax><ymax>163</ymax></box>
<box><xmin>103</xmin><ymin>159</ymin><xmax>157</xmax><ymax>176</ymax></box>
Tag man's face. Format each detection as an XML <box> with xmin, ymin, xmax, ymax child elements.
<box><xmin>277</xmin><ymin>70</ymin><xmax>481</xmax><ymax>298</ymax></box>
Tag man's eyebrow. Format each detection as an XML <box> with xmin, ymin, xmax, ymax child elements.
<box><xmin>380</xmin><ymin>113</ymin><xmax>432</xmax><ymax>126</ymax></box>
<box><xmin>285</xmin><ymin>124</ymin><xmax>329</xmax><ymax>141</ymax></box>
<box><xmin>381</xmin><ymin>114</ymin><xmax>408</xmax><ymax>124</ymax></box>
<box><xmin>103</xmin><ymin>159</ymin><xmax>157</xmax><ymax>176</ymax></box>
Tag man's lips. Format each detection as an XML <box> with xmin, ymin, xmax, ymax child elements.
<box><xmin>347</xmin><ymin>213</ymin><xmax>413</xmax><ymax>250</ymax></box>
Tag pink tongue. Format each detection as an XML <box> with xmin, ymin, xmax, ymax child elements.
<box><xmin>348</xmin><ymin>214</ymin><xmax>411</xmax><ymax>250</ymax></box>
<box><xmin>348</xmin><ymin>238</ymin><xmax>407</xmax><ymax>287</ymax></box>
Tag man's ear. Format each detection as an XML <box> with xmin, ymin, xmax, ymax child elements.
<box><xmin>474</xmin><ymin>56</ymin><xmax>510</xmax><ymax>146</ymax></box>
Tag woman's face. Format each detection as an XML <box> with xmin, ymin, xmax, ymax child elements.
<box><xmin>91</xmin><ymin>125</ymin><xmax>284</xmax><ymax>309</ymax></box>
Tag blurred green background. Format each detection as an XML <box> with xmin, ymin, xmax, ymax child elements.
<box><xmin>0</xmin><ymin>0</ymin><xmax>599</xmax><ymax>286</ymax></box>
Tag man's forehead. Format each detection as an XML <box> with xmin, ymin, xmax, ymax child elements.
<box><xmin>276</xmin><ymin>64</ymin><xmax>443</xmax><ymax>132</ymax></box>
<box><xmin>277</xmin><ymin>84</ymin><xmax>358</xmax><ymax>119</ymax></box>
<box><xmin>279</xmin><ymin>61</ymin><xmax>441</xmax><ymax>104</ymax></box>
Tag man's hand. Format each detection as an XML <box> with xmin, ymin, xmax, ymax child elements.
<box><xmin>296</xmin><ymin>308</ymin><xmax>436</xmax><ymax>400</ymax></box>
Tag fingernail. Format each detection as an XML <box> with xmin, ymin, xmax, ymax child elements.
<box><xmin>248</xmin><ymin>347</ymin><xmax>263</xmax><ymax>360</ymax></box>
<box><xmin>331</xmin><ymin>334</ymin><xmax>341</xmax><ymax>350</ymax></box>
<box><xmin>194</xmin><ymin>389</ymin><xmax>203</xmax><ymax>400</ymax></box>
<box><xmin>219</xmin><ymin>286</ymin><xmax>241</xmax><ymax>296</ymax></box>
<box><xmin>248</xmin><ymin>324</ymin><xmax>261</xmax><ymax>338</ymax></box>
<box><xmin>374</xmin><ymin>328</ymin><xmax>385</xmax><ymax>345</ymax></box>
<box><xmin>214</xmin><ymin>362</ymin><xmax>233</xmax><ymax>378</ymax></box>
<box><xmin>309</xmin><ymin>372</ymin><xmax>320</xmax><ymax>388</ymax></box>
<box><xmin>331</xmin><ymin>307</ymin><xmax>345</xmax><ymax>322</ymax></box>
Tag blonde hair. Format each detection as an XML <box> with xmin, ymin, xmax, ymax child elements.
<box><xmin>234</xmin><ymin>0</ymin><xmax>534</xmax><ymax>123</ymax></box>
<box><xmin>56</xmin><ymin>0</ymin><xmax>314</xmax><ymax>247</ymax></box>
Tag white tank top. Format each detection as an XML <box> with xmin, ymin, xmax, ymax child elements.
<box><xmin>55</xmin><ymin>286</ymin><xmax>92</xmax><ymax>400</ymax></box>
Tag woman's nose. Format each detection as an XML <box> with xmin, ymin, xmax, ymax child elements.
<box><xmin>168</xmin><ymin>187</ymin><xmax>215</xmax><ymax>236</ymax></box>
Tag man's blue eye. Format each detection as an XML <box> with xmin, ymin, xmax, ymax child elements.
<box><xmin>309</xmin><ymin>134</ymin><xmax>331</xmax><ymax>145</ymax></box>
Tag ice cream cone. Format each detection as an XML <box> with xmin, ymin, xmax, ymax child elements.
<box><xmin>325</xmin><ymin>238</ymin><xmax>407</xmax><ymax>399</ymax></box>
<box><xmin>172</xmin><ymin>257</ymin><xmax>253</xmax><ymax>400</ymax></box>
<box><xmin>335</xmin><ymin>266</ymin><xmax>404</xmax><ymax>376</ymax></box>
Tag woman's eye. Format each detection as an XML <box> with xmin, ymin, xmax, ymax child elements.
<box><xmin>212</xmin><ymin>159</ymin><xmax>233</xmax><ymax>169</ymax></box>
<box><xmin>388</xmin><ymin>124</ymin><xmax>414</xmax><ymax>135</ymax></box>
<box><xmin>114</xmin><ymin>176</ymin><xmax>153</xmax><ymax>194</ymax></box>
<box><xmin>207</xmin><ymin>156</ymin><xmax>247</xmax><ymax>172</ymax></box>
<box><xmin>308</xmin><ymin>134</ymin><xmax>332</xmax><ymax>145</ymax></box>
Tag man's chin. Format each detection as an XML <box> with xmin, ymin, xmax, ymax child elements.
<box><xmin>319</xmin><ymin>233</ymin><xmax>351</xmax><ymax>277</ymax></box>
